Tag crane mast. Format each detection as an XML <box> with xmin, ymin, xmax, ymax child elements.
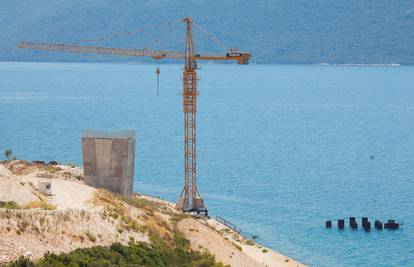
<box><xmin>176</xmin><ymin>17</ymin><xmax>206</xmax><ymax>214</ymax></box>
<box><xmin>17</xmin><ymin>17</ymin><xmax>251</xmax><ymax>216</ymax></box>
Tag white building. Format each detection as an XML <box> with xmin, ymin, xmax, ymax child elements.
<box><xmin>38</xmin><ymin>179</ymin><xmax>52</xmax><ymax>195</ymax></box>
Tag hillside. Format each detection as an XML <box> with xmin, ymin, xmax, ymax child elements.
<box><xmin>0</xmin><ymin>0</ymin><xmax>413</xmax><ymax>64</ymax></box>
<box><xmin>0</xmin><ymin>161</ymin><xmax>304</xmax><ymax>267</ymax></box>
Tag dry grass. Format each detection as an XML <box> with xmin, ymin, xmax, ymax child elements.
<box><xmin>6</xmin><ymin>160</ymin><xmax>36</xmax><ymax>175</ymax></box>
<box><xmin>25</xmin><ymin>200</ymin><xmax>56</xmax><ymax>210</ymax></box>
<box><xmin>232</xmin><ymin>242</ymin><xmax>243</xmax><ymax>251</ymax></box>
<box><xmin>93</xmin><ymin>189</ymin><xmax>185</xmax><ymax>246</ymax></box>
<box><xmin>17</xmin><ymin>219</ymin><xmax>29</xmax><ymax>233</ymax></box>
<box><xmin>119</xmin><ymin>194</ymin><xmax>160</xmax><ymax>213</ymax></box>
<box><xmin>86</xmin><ymin>231</ymin><xmax>97</xmax><ymax>242</ymax></box>
<box><xmin>94</xmin><ymin>190</ymin><xmax>145</xmax><ymax>234</ymax></box>
<box><xmin>0</xmin><ymin>200</ymin><xmax>56</xmax><ymax>210</ymax></box>
<box><xmin>44</xmin><ymin>165</ymin><xmax>62</xmax><ymax>174</ymax></box>
<box><xmin>244</xmin><ymin>239</ymin><xmax>255</xmax><ymax>246</ymax></box>
<box><xmin>31</xmin><ymin>189</ymin><xmax>48</xmax><ymax>201</ymax></box>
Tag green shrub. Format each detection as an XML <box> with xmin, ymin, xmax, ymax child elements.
<box><xmin>0</xmin><ymin>201</ymin><xmax>20</xmax><ymax>209</ymax></box>
<box><xmin>244</xmin><ymin>239</ymin><xmax>254</xmax><ymax>246</ymax></box>
<box><xmin>7</xmin><ymin>241</ymin><xmax>227</xmax><ymax>267</ymax></box>
<box><xmin>4</xmin><ymin>149</ymin><xmax>14</xmax><ymax>161</ymax></box>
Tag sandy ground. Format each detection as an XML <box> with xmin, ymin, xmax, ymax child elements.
<box><xmin>178</xmin><ymin>218</ymin><xmax>305</xmax><ymax>267</ymax></box>
<box><xmin>50</xmin><ymin>179</ymin><xmax>95</xmax><ymax>210</ymax></box>
<box><xmin>16</xmin><ymin>172</ymin><xmax>95</xmax><ymax>210</ymax></box>
<box><xmin>1</xmin><ymin>162</ymin><xmax>94</xmax><ymax>210</ymax></box>
<box><xmin>0</xmin><ymin>162</ymin><xmax>147</xmax><ymax>263</ymax></box>
<box><xmin>0</xmin><ymin>165</ymin><xmax>38</xmax><ymax>205</ymax></box>
<box><xmin>0</xmin><ymin>161</ymin><xmax>305</xmax><ymax>266</ymax></box>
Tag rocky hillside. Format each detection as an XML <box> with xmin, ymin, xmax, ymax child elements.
<box><xmin>0</xmin><ymin>161</ymin><xmax>303</xmax><ymax>267</ymax></box>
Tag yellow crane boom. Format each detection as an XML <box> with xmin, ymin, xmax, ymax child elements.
<box><xmin>17</xmin><ymin>41</ymin><xmax>251</xmax><ymax>64</ymax></box>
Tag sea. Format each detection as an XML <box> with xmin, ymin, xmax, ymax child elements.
<box><xmin>0</xmin><ymin>62</ymin><xmax>413</xmax><ymax>266</ymax></box>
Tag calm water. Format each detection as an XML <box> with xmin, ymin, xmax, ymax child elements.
<box><xmin>1</xmin><ymin>62</ymin><xmax>413</xmax><ymax>266</ymax></box>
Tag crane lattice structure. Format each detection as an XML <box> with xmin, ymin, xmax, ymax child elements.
<box><xmin>18</xmin><ymin>17</ymin><xmax>251</xmax><ymax>216</ymax></box>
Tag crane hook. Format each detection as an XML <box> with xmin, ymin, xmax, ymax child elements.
<box><xmin>156</xmin><ymin>67</ymin><xmax>160</xmax><ymax>96</ymax></box>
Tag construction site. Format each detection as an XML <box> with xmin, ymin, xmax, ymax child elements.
<box><xmin>18</xmin><ymin>17</ymin><xmax>251</xmax><ymax>216</ymax></box>
<box><xmin>2</xmin><ymin>1</ymin><xmax>413</xmax><ymax>265</ymax></box>
<box><xmin>0</xmin><ymin>16</ymin><xmax>302</xmax><ymax>267</ymax></box>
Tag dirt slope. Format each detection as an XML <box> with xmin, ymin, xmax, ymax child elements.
<box><xmin>0</xmin><ymin>160</ymin><xmax>304</xmax><ymax>266</ymax></box>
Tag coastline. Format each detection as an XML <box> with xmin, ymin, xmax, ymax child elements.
<box><xmin>0</xmin><ymin>161</ymin><xmax>305</xmax><ymax>266</ymax></box>
<box><xmin>133</xmin><ymin>194</ymin><xmax>305</xmax><ymax>266</ymax></box>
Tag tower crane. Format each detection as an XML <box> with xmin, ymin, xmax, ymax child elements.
<box><xmin>17</xmin><ymin>17</ymin><xmax>251</xmax><ymax>216</ymax></box>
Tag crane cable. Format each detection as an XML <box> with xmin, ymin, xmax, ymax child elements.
<box><xmin>75</xmin><ymin>25</ymin><xmax>155</xmax><ymax>44</ymax></box>
<box><xmin>141</xmin><ymin>20</ymin><xmax>181</xmax><ymax>50</ymax></box>
<box><xmin>74</xmin><ymin>19</ymin><xmax>182</xmax><ymax>46</ymax></box>
<box><xmin>71</xmin><ymin>19</ymin><xmax>228</xmax><ymax>96</ymax></box>
<box><xmin>193</xmin><ymin>22</ymin><xmax>228</xmax><ymax>52</ymax></box>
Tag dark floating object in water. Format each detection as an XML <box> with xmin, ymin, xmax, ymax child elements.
<box><xmin>252</xmin><ymin>235</ymin><xmax>259</xmax><ymax>240</ymax></box>
<box><xmin>370</xmin><ymin>155</ymin><xmax>375</xmax><ymax>160</ymax></box>
<box><xmin>363</xmin><ymin>221</ymin><xmax>371</xmax><ymax>231</ymax></box>
<box><xmin>375</xmin><ymin>220</ymin><xmax>383</xmax><ymax>230</ymax></box>
<box><xmin>338</xmin><ymin>219</ymin><xmax>345</xmax><ymax>229</ymax></box>
<box><xmin>362</xmin><ymin>217</ymin><xmax>370</xmax><ymax>231</ymax></box>
<box><xmin>349</xmin><ymin>217</ymin><xmax>358</xmax><ymax>229</ymax></box>
<box><xmin>384</xmin><ymin>219</ymin><xmax>399</xmax><ymax>230</ymax></box>
<box><xmin>326</xmin><ymin>217</ymin><xmax>400</xmax><ymax>231</ymax></box>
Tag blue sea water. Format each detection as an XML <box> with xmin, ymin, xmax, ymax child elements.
<box><xmin>0</xmin><ymin>62</ymin><xmax>413</xmax><ymax>266</ymax></box>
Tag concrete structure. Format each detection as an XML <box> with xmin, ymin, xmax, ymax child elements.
<box><xmin>38</xmin><ymin>180</ymin><xmax>52</xmax><ymax>195</ymax></box>
<box><xmin>82</xmin><ymin>130</ymin><xmax>135</xmax><ymax>195</ymax></box>
<box><xmin>36</xmin><ymin>172</ymin><xmax>52</xmax><ymax>179</ymax></box>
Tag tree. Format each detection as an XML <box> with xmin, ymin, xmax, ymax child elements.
<box><xmin>4</xmin><ymin>149</ymin><xmax>13</xmax><ymax>161</ymax></box>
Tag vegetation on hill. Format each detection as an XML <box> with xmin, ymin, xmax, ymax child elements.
<box><xmin>0</xmin><ymin>0</ymin><xmax>413</xmax><ymax>64</ymax></box>
<box><xmin>8</xmin><ymin>239</ymin><xmax>226</xmax><ymax>267</ymax></box>
<box><xmin>3</xmin><ymin>186</ymin><xmax>227</xmax><ymax>266</ymax></box>
<box><xmin>0</xmin><ymin>201</ymin><xmax>20</xmax><ymax>209</ymax></box>
<box><xmin>4</xmin><ymin>149</ymin><xmax>16</xmax><ymax>161</ymax></box>
<box><xmin>0</xmin><ymin>200</ymin><xmax>55</xmax><ymax>210</ymax></box>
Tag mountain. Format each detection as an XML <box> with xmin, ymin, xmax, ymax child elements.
<box><xmin>0</xmin><ymin>0</ymin><xmax>413</xmax><ymax>64</ymax></box>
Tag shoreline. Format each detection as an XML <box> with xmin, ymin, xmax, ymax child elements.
<box><xmin>139</xmin><ymin>194</ymin><xmax>305</xmax><ymax>267</ymax></box>
<box><xmin>0</xmin><ymin>161</ymin><xmax>305</xmax><ymax>266</ymax></box>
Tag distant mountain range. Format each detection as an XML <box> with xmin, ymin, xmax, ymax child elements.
<box><xmin>1</xmin><ymin>0</ymin><xmax>413</xmax><ymax>64</ymax></box>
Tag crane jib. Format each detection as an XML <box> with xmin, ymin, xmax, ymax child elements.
<box><xmin>17</xmin><ymin>42</ymin><xmax>251</xmax><ymax>64</ymax></box>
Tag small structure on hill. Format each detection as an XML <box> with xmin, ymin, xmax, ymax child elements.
<box><xmin>82</xmin><ymin>129</ymin><xmax>135</xmax><ymax>195</ymax></box>
<box><xmin>37</xmin><ymin>180</ymin><xmax>52</xmax><ymax>196</ymax></box>
<box><xmin>36</xmin><ymin>173</ymin><xmax>52</xmax><ymax>195</ymax></box>
<box><xmin>38</xmin><ymin>180</ymin><xmax>52</xmax><ymax>195</ymax></box>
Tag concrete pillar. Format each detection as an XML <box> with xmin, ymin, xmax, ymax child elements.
<box><xmin>82</xmin><ymin>130</ymin><xmax>135</xmax><ymax>195</ymax></box>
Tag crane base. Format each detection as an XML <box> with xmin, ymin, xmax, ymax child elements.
<box><xmin>176</xmin><ymin>197</ymin><xmax>208</xmax><ymax>217</ymax></box>
<box><xmin>187</xmin><ymin>208</ymin><xmax>208</xmax><ymax>218</ymax></box>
